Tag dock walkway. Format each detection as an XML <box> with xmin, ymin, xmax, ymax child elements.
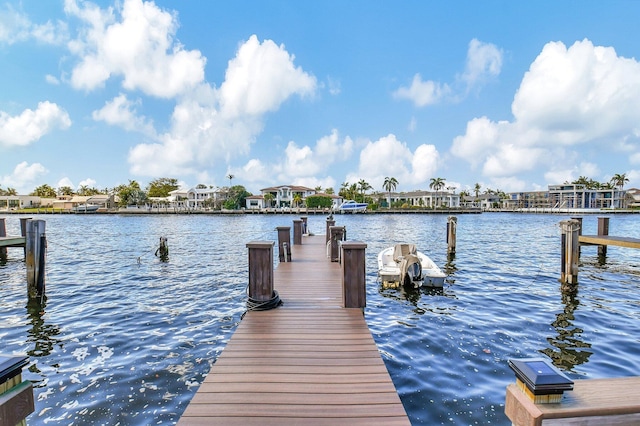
<box><xmin>178</xmin><ymin>235</ymin><xmax>410</xmax><ymax>425</ymax></box>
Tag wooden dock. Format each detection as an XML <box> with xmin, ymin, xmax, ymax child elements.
<box><xmin>579</xmin><ymin>235</ymin><xmax>640</xmax><ymax>249</ymax></box>
<box><xmin>0</xmin><ymin>236</ymin><xmax>26</xmax><ymax>248</ymax></box>
<box><xmin>178</xmin><ymin>234</ymin><xmax>410</xmax><ymax>425</ymax></box>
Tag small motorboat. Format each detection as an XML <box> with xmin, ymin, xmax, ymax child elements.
<box><xmin>377</xmin><ymin>243</ymin><xmax>446</xmax><ymax>288</ymax></box>
<box><xmin>336</xmin><ymin>200</ymin><xmax>368</xmax><ymax>213</ymax></box>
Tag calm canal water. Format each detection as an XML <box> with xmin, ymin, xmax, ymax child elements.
<box><xmin>1</xmin><ymin>213</ymin><xmax>639</xmax><ymax>425</ymax></box>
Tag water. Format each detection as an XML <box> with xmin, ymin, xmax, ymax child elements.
<box><xmin>1</xmin><ymin>213</ymin><xmax>639</xmax><ymax>425</ymax></box>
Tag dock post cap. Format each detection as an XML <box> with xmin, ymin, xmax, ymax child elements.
<box><xmin>246</xmin><ymin>241</ymin><xmax>275</xmax><ymax>248</ymax></box>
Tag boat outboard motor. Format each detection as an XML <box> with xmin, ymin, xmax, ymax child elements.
<box><xmin>401</xmin><ymin>254</ymin><xmax>422</xmax><ymax>287</ymax></box>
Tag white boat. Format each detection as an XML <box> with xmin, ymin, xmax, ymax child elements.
<box><xmin>377</xmin><ymin>243</ymin><xmax>446</xmax><ymax>288</ymax></box>
<box><xmin>72</xmin><ymin>204</ymin><xmax>100</xmax><ymax>213</ymax></box>
<box><xmin>336</xmin><ymin>200</ymin><xmax>368</xmax><ymax>213</ymax></box>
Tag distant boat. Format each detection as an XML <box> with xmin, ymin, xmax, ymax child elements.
<box><xmin>336</xmin><ymin>200</ymin><xmax>368</xmax><ymax>213</ymax></box>
<box><xmin>378</xmin><ymin>243</ymin><xmax>446</xmax><ymax>288</ymax></box>
<box><xmin>72</xmin><ymin>204</ymin><xmax>100</xmax><ymax>213</ymax></box>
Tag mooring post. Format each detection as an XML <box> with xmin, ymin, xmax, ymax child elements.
<box><xmin>446</xmin><ymin>216</ymin><xmax>457</xmax><ymax>258</ymax></box>
<box><xmin>246</xmin><ymin>241</ymin><xmax>274</xmax><ymax>303</ymax></box>
<box><xmin>325</xmin><ymin>216</ymin><xmax>335</xmax><ymax>244</ymax></box>
<box><xmin>25</xmin><ymin>219</ymin><xmax>46</xmax><ymax>299</ymax></box>
<box><xmin>341</xmin><ymin>242</ymin><xmax>367</xmax><ymax>309</ymax></box>
<box><xmin>0</xmin><ymin>217</ymin><xmax>6</xmax><ymax>261</ymax></box>
<box><xmin>329</xmin><ymin>226</ymin><xmax>346</xmax><ymax>262</ymax></box>
<box><xmin>20</xmin><ymin>217</ymin><xmax>31</xmax><ymax>258</ymax></box>
<box><xmin>293</xmin><ymin>219</ymin><xmax>303</xmax><ymax>245</ymax></box>
<box><xmin>597</xmin><ymin>217</ymin><xmax>609</xmax><ymax>259</ymax></box>
<box><xmin>559</xmin><ymin>219</ymin><xmax>580</xmax><ymax>287</ymax></box>
<box><xmin>300</xmin><ymin>216</ymin><xmax>308</xmax><ymax>235</ymax></box>
<box><xmin>571</xmin><ymin>217</ymin><xmax>583</xmax><ymax>257</ymax></box>
<box><xmin>155</xmin><ymin>236</ymin><xmax>169</xmax><ymax>262</ymax></box>
<box><xmin>276</xmin><ymin>226</ymin><xmax>291</xmax><ymax>262</ymax></box>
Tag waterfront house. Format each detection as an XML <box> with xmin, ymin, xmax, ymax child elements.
<box><xmin>258</xmin><ymin>185</ymin><xmax>317</xmax><ymax>208</ymax></box>
<box><xmin>383</xmin><ymin>190</ymin><xmax>461</xmax><ymax>208</ymax></box>
<box><xmin>547</xmin><ymin>184</ymin><xmax>625</xmax><ymax>209</ymax></box>
<box><xmin>0</xmin><ymin>195</ymin><xmax>42</xmax><ymax>210</ymax></box>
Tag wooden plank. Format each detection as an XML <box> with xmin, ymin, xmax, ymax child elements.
<box><xmin>179</xmin><ymin>234</ymin><xmax>410</xmax><ymax>425</ymax></box>
<box><xmin>505</xmin><ymin>377</ymin><xmax>640</xmax><ymax>426</ymax></box>
<box><xmin>579</xmin><ymin>235</ymin><xmax>640</xmax><ymax>249</ymax></box>
<box><xmin>0</xmin><ymin>236</ymin><xmax>26</xmax><ymax>248</ymax></box>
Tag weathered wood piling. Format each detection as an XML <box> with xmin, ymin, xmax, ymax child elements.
<box><xmin>276</xmin><ymin>226</ymin><xmax>291</xmax><ymax>262</ymax></box>
<box><xmin>447</xmin><ymin>216</ymin><xmax>457</xmax><ymax>258</ymax></box>
<box><xmin>560</xmin><ymin>217</ymin><xmax>640</xmax><ymax>286</ymax></box>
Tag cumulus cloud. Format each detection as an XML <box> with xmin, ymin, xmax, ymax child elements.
<box><xmin>219</xmin><ymin>35</ymin><xmax>317</xmax><ymax>117</ymax></box>
<box><xmin>0</xmin><ymin>4</ymin><xmax>68</xmax><ymax>45</ymax></box>
<box><xmin>394</xmin><ymin>38</ymin><xmax>502</xmax><ymax>107</ymax></box>
<box><xmin>459</xmin><ymin>38</ymin><xmax>503</xmax><ymax>89</ymax></box>
<box><xmin>347</xmin><ymin>134</ymin><xmax>440</xmax><ymax>190</ymax></box>
<box><xmin>0</xmin><ymin>102</ymin><xmax>72</xmax><ymax>147</ymax></box>
<box><xmin>128</xmin><ymin>34</ymin><xmax>317</xmax><ymax>177</ymax></box>
<box><xmin>65</xmin><ymin>0</ymin><xmax>205</xmax><ymax>97</ymax></box>
<box><xmin>0</xmin><ymin>162</ymin><xmax>48</xmax><ymax>193</ymax></box>
<box><xmin>92</xmin><ymin>94</ymin><xmax>156</xmax><ymax>136</ymax></box>
<box><xmin>451</xmin><ymin>39</ymin><xmax>640</xmax><ymax>187</ymax></box>
<box><xmin>393</xmin><ymin>74</ymin><xmax>451</xmax><ymax>107</ymax></box>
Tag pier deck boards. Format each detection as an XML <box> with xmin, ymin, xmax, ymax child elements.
<box><xmin>579</xmin><ymin>234</ymin><xmax>640</xmax><ymax>249</ymax></box>
<box><xmin>178</xmin><ymin>235</ymin><xmax>410</xmax><ymax>425</ymax></box>
<box><xmin>0</xmin><ymin>236</ymin><xmax>25</xmax><ymax>248</ymax></box>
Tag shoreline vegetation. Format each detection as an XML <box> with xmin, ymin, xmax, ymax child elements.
<box><xmin>3</xmin><ymin>207</ymin><xmax>639</xmax><ymax>215</ymax></box>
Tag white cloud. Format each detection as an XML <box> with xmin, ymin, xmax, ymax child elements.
<box><xmin>66</xmin><ymin>0</ymin><xmax>205</xmax><ymax>97</ymax></box>
<box><xmin>78</xmin><ymin>178</ymin><xmax>97</xmax><ymax>188</ymax></box>
<box><xmin>1</xmin><ymin>162</ymin><xmax>48</xmax><ymax>193</ymax></box>
<box><xmin>57</xmin><ymin>177</ymin><xmax>75</xmax><ymax>189</ymax></box>
<box><xmin>451</xmin><ymin>39</ymin><xmax>640</xmax><ymax>186</ymax></box>
<box><xmin>0</xmin><ymin>4</ymin><xmax>68</xmax><ymax>45</ymax></box>
<box><xmin>220</xmin><ymin>35</ymin><xmax>317</xmax><ymax>118</ymax></box>
<box><xmin>128</xmin><ymin>34</ymin><xmax>317</xmax><ymax>177</ymax></box>
<box><xmin>394</xmin><ymin>38</ymin><xmax>502</xmax><ymax>107</ymax></box>
<box><xmin>92</xmin><ymin>94</ymin><xmax>155</xmax><ymax>136</ymax></box>
<box><xmin>459</xmin><ymin>38</ymin><xmax>503</xmax><ymax>89</ymax></box>
<box><xmin>0</xmin><ymin>102</ymin><xmax>71</xmax><ymax>147</ymax></box>
<box><xmin>45</xmin><ymin>74</ymin><xmax>61</xmax><ymax>85</ymax></box>
<box><xmin>349</xmin><ymin>134</ymin><xmax>440</xmax><ymax>190</ymax></box>
<box><xmin>393</xmin><ymin>74</ymin><xmax>450</xmax><ymax>107</ymax></box>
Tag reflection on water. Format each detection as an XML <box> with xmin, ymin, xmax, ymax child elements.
<box><xmin>1</xmin><ymin>213</ymin><xmax>639</xmax><ymax>425</ymax></box>
<box><xmin>540</xmin><ymin>289</ymin><xmax>593</xmax><ymax>372</ymax></box>
<box><xmin>25</xmin><ymin>297</ymin><xmax>61</xmax><ymax>360</ymax></box>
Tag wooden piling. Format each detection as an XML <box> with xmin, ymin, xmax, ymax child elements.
<box><xmin>559</xmin><ymin>219</ymin><xmax>580</xmax><ymax>288</ymax></box>
<box><xmin>597</xmin><ymin>217</ymin><xmax>609</xmax><ymax>259</ymax></box>
<box><xmin>19</xmin><ymin>217</ymin><xmax>30</xmax><ymax>258</ymax></box>
<box><xmin>155</xmin><ymin>236</ymin><xmax>169</xmax><ymax>262</ymax></box>
<box><xmin>276</xmin><ymin>226</ymin><xmax>291</xmax><ymax>262</ymax></box>
<box><xmin>25</xmin><ymin>219</ymin><xmax>46</xmax><ymax>299</ymax></box>
<box><xmin>246</xmin><ymin>241</ymin><xmax>274</xmax><ymax>302</ymax></box>
<box><xmin>571</xmin><ymin>217</ymin><xmax>582</xmax><ymax>257</ymax></box>
<box><xmin>325</xmin><ymin>217</ymin><xmax>335</xmax><ymax>244</ymax></box>
<box><xmin>447</xmin><ymin>216</ymin><xmax>457</xmax><ymax>257</ymax></box>
<box><xmin>329</xmin><ymin>225</ymin><xmax>346</xmax><ymax>262</ymax></box>
<box><xmin>293</xmin><ymin>219</ymin><xmax>303</xmax><ymax>245</ymax></box>
<box><xmin>0</xmin><ymin>218</ymin><xmax>6</xmax><ymax>261</ymax></box>
<box><xmin>341</xmin><ymin>241</ymin><xmax>367</xmax><ymax>308</ymax></box>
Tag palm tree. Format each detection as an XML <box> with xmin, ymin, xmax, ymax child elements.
<box><xmin>474</xmin><ymin>183</ymin><xmax>481</xmax><ymax>207</ymax></box>
<box><xmin>358</xmin><ymin>179</ymin><xmax>372</xmax><ymax>202</ymax></box>
<box><xmin>226</xmin><ymin>174</ymin><xmax>234</xmax><ymax>187</ymax></box>
<box><xmin>383</xmin><ymin>177</ymin><xmax>398</xmax><ymax>208</ymax></box>
<box><xmin>263</xmin><ymin>193</ymin><xmax>275</xmax><ymax>208</ymax></box>
<box><xmin>293</xmin><ymin>194</ymin><xmax>302</xmax><ymax>208</ymax></box>
<box><xmin>429</xmin><ymin>177</ymin><xmax>445</xmax><ymax>208</ymax></box>
<box><xmin>611</xmin><ymin>173</ymin><xmax>629</xmax><ymax>191</ymax></box>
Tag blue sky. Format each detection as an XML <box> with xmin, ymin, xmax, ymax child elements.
<box><xmin>1</xmin><ymin>0</ymin><xmax>640</xmax><ymax>195</ymax></box>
